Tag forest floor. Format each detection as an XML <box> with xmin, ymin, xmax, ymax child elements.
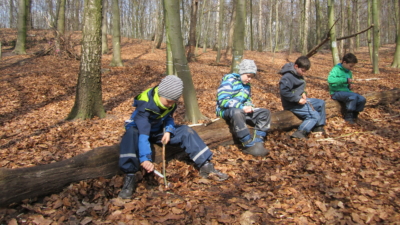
<box><xmin>0</xmin><ymin>28</ymin><xmax>400</xmax><ymax>224</ymax></box>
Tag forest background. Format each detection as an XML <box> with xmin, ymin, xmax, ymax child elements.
<box><xmin>1</xmin><ymin>0</ymin><xmax>400</xmax><ymax>224</ymax></box>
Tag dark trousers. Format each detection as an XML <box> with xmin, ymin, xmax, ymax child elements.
<box><xmin>332</xmin><ymin>91</ymin><xmax>366</xmax><ymax>112</ymax></box>
<box><xmin>222</xmin><ymin>108</ymin><xmax>271</xmax><ymax>140</ymax></box>
<box><xmin>119</xmin><ymin>125</ymin><xmax>212</xmax><ymax>174</ymax></box>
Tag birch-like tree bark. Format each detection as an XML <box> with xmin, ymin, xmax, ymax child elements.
<box><xmin>164</xmin><ymin>0</ymin><xmax>206</xmax><ymax>123</ymax></box>
<box><xmin>231</xmin><ymin>0</ymin><xmax>245</xmax><ymax>73</ymax></box>
<box><xmin>372</xmin><ymin>0</ymin><xmax>380</xmax><ymax>74</ymax></box>
<box><xmin>13</xmin><ymin>0</ymin><xmax>27</xmax><ymax>54</ymax></box>
<box><xmin>110</xmin><ymin>0</ymin><xmax>123</xmax><ymax>67</ymax></box>
<box><xmin>68</xmin><ymin>0</ymin><xmax>105</xmax><ymax>120</ymax></box>
<box><xmin>101</xmin><ymin>0</ymin><xmax>109</xmax><ymax>54</ymax></box>
<box><xmin>328</xmin><ymin>0</ymin><xmax>340</xmax><ymax>65</ymax></box>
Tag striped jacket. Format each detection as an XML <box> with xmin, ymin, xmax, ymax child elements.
<box><xmin>216</xmin><ymin>73</ymin><xmax>254</xmax><ymax>117</ymax></box>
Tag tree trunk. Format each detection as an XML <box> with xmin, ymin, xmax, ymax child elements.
<box><xmin>225</xmin><ymin>0</ymin><xmax>235</xmax><ymax>56</ymax></box>
<box><xmin>257</xmin><ymin>0</ymin><xmax>263</xmax><ymax>52</ymax></box>
<box><xmin>315</xmin><ymin>0</ymin><xmax>322</xmax><ymax>44</ymax></box>
<box><xmin>101</xmin><ymin>0</ymin><xmax>109</xmax><ymax>54</ymax></box>
<box><xmin>368</xmin><ymin>0</ymin><xmax>373</xmax><ymax>62</ymax></box>
<box><xmin>302</xmin><ymin>0</ymin><xmax>310</xmax><ymax>55</ymax></box>
<box><xmin>156</xmin><ymin>0</ymin><xmax>165</xmax><ymax>49</ymax></box>
<box><xmin>288</xmin><ymin>0</ymin><xmax>294</xmax><ymax>58</ymax></box>
<box><xmin>249</xmin><ymin>0</ymin><xmax>254</xmax><ymax>51</ymax></box>
<box><xmin>67</xmin><ymin>0</ymin><xmax>105</xmax><ymax>120</ymax></box>
<box><xmin>372</xmin><ymin>0</ymin><xmax>380</xmax><ymax>74</ymax></box>
<box><xmin>9</xmin><ymin>0</ymin><xmax>15</xmax><ymax>28</ymax></box>
<box><xmin>110</xmin><ymin>0</ymin><xmax>124</xmax><ymax>67</ymax></box>
<box><xmin>391</xmin><ymin>0</ymin><xmax>400</xmax><ymax>68</ymax></box>
<box><xmin>231</xmin><ymin>0</ymin><xmax>246</xmax><ymax>73</ymax></box>
<box><xmin>187</xmin><ymin>0</ymin><xmax>198</xmax><ymax>62</ymax></box>
<box><xmin>328</xmin><ymin>0</ymin><xmax>340</xmax><ymax>65</ymax></box>
<box><xmin>216</xmin><ymin>0</ymin><xmax>224</xmax><ymax>63</ymax></box>
<box><xmin>164</xmin><ymin>0</ymin><xmax>206</xmax><ymax>123</ymax></box>
<box><xmin>203</xmin><ymin>0</ymin><xmax>212</xmax><ymax>53</ymax></box>
<box><xmin>347</xmin><ymin>0</ymin><xmax>354</xmax><ymax>53</ymax></box>
<box><xmin>13</xmin><ymin>0</ymin><xmax>27</xmax><ymax>55</ymax></box>
<box><xmin>55</xmin><ymin>0</ymin><xmax>66</xmax><ymax>54</ymax></box>
<box><xmin>2</xmin><ymin>89</ymin><xmax>400</xmax><ymax>207</ymax></box>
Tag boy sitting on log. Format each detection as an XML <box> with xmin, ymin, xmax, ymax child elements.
<box><xmin>327</xmin><ymin>53</ymin><xmax>366</xmax><ymax>124</ymax></box>
<box><xmin>216</xmin><ymin>59</ymin><xmax>271</xmax><ymax>157</ymax></box>
<box><xmin>118</xmin><ymin>75</ymin><xmax>228</xmax><ymax>199</ymax></box>
<box><xmin>278</xmin><ymin>56</ymin><xmax>327</xmax><ymax>139</ymax></box>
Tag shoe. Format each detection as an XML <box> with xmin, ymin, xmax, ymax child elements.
<box><xmin>312</xmin><ymin>126</ymin><xmax>326</xmax><ymax>134</ymax></box>
<box><xmin>344</xmin><ymin>112</ymin><xmax>355</xmax><ymax>124</ymax></box>
<box><xmin>199</xmin><ymin>161</ymin><xmax>229</xmax><ymax>181</ymax></box>
<box><xmin>118</xmin><ymin>174</ymin><xmax>136</xmax><ymax>199</ymax></box>
<box><xmin>243</xmin><ymin>142</ymin><xmax>270</xmax><ymax>156</ymax></box>
<box><xmin>290</xmin><ymin>130</ymin><xmax>307</xmax><ymax>139</ymax></box>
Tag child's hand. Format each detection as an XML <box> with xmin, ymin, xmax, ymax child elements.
<box><xmin>161</xmin><ymin>132</ymin><xmax>170</xmax><ymax>145</ymax></box>
<box><xmin>141</xmin><ymin>161</ymin><xmax>154</xmax><ymax>173</ymax></box>
<box><xmin>243</xmin><ymin>106</ymin><xmax>254</xmax><ymax>113</ymax></box>
<box><xmin>298</xmin><ymin>98</ymin><xmax>307</xmax><ymax>105</ymax></box>
<box><xmin>347</xmin><ymin>78</ymin><xmax>353</xmax><ymax>90</ymax></box>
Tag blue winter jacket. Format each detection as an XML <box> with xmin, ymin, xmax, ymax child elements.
<box><xmin>125</xmin><ymin>87</ymin><xmax>176</xmax><ymax>163</ymax></box>
<box><xmin>216</xmin><ymin>73</ymin><xmax>254</xmax><ymax>117</ymax></box>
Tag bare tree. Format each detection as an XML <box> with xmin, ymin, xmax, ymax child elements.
<box><xmin>68</xmin><ymin>0</ymin><xmax>105</xmax><ymax>120</ymax></box>
<box><xmin>110</xmin><ymin>0</ymin><xmax>123</xmax><ymax>67</ymax></box>
<box><xmin>216</xmin><ymin>0</ymin><xmax>224</xmax><ymax>63</ymax></box>
<box><xmin>101</xmin><ymin>0</ymin><xmax>109</xmax><ymax>54</ymax></box>
<box><xmin>13</xmin><ymin>0</ymin><xmax>27</xmax><ymax>54</ymax></box>
<box><xmin>391</xmin><ymin>0</ymin><xmax>400</xmax><ymax>68</ymax></box>
<box><xmin>187</xmin><ymin>0</ymin><xmax>198</xmax><ymax>62</ymax></box>
<box><xmin>372</xmin><ymin>0</ymin><xmax>380</xmax><ymax>74</ymax></box>
<box><xmin>328</xmin><ymin>0</ymin><xmax>340</xmax><ymax>65</ymax></box>
<box><xmin>231</xmin><ymin>0</ymin><xmax>245</xmax><ymax>73</ymax></box>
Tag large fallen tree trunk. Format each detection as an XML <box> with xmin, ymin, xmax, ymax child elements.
<box><xmin>1</xmin><ymin>89</ymin><xmax>399</xmax><ymax>206</ymax></box>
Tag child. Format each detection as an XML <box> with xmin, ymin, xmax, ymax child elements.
<box><xmin>327</xmin><ymin>53</ymin><xmax>366</xmax><ymax>124</ymax></box>
<box><xmin>119</xmin><ymin>75</ymin><xmax>228</xmax><ymax>199</ymax></box>
<box><xmin>216</xmin><ymin>59</ymin><xmax>271</xmax><ymax>157</ymax></box>
<box><xmin>278</xmin><ymin>56</ymin><xmax>326</xmax><ymax>139</ymax></box>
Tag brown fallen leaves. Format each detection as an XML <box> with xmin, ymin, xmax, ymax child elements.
<box><xmin>1</xmin><ymin>28</ymin><xmax>400</xmax><ymax>224</ymax></box>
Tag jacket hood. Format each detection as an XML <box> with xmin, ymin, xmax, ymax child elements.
<box><xmin>279</xmin><ymin>62</ymin><xmax>300</xmax><ymax>77</ymax></box>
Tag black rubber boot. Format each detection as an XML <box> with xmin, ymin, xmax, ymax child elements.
<box><xmin>199</xmin><ymin>161</ymin><xmax>229</xmax><ymax>181</ymax></box>
<box><xmin>312</xmin><ymin>126</ymin><xmax>326</xmax><ymax>134</ymax></box>
<box><xmin>344</xmin><ymin>112</ymin><xmax>355</xmax><ymax>124</ymax></box>
<box><xmin>353</xmin><ymin>111</ymin><xmax>359</xmax><ymax>121</ymax></box>
<box><xmin>290</xmin><ymin>130</ymin><xmax>307</xmax><ymax>139</ymax></box>
<box><xmin>243</xmin><ymin>142</ymin><xmax>270</xmax><ymax>156</ymax></box>
<box><xmin>118</xmin><ymin>173</ymin><xmax>136</xmax><ymax>199</ymax></box>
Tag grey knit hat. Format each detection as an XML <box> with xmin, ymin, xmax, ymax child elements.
<box><xmin>239</xmin><ymin>59</ymin><xmax>257</xmax><ymax>75</ymax></box>
<box><xmin>158</xmin><ymin>75</ymin><xmax>184</xmax><ymax>101</ymax></box>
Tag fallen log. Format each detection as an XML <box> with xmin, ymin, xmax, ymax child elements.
<box><xmin>1</xmin><ymin>89</ymin><xmax>399</xmax><ymax>206</ymax></box>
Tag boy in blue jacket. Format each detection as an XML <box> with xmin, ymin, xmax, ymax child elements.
<box><xmin>279</xmin><ymin>56</ymin><xmax>326</xmax><ymax>139</ymax></box>
<box><xmin>328</xmin><ymin>53</ymin><xmax>366</xmax><ymax>124</ymax></box>
<box><xmin>216</xmin><ymin>59</ymin><xmax>271</xmax><ymax>157</ymax></box>
<box><xmin>119</xmin><ymin>75</ymin><xmax>228</xmax><ymax>199</ymax></box>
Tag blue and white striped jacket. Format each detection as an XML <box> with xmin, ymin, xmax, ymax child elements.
<box><xmin>216</xmin><ymin>73</ymin><xmax>254</xmax><ymax>117</ymax></box>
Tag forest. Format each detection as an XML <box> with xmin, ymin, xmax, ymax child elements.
<box><xmin>1</xmin><ymin>0</ymin><xmax>400</xmax><ymax>224</ymax></box>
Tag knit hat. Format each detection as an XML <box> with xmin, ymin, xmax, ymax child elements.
<box><xmin>239</xmin><ymin>59</ymin><xmax>257</xmax><ymax>75</ymax></box>
<box><xmin>158</xmin><ymin>75</ymin><xmax>184</xmax><ymax>101</ymax></box>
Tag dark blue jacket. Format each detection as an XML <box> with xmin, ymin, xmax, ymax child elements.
<box><xmin>125</xmin><ymin>87</ymin><xmax>176</xmax><ymax>162</ymax></box>
<box><xmin>278</xmin><ymin>62</ymin><xmax>306</xmax><ymax>110</ymax></box>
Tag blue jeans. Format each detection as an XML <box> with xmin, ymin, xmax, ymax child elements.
<box><xmin>119</xmin><ymin>125</ymin><xmax>212</xmax><ymax>174</ymax></box>
<box><xmin>289</xmin><ymin>98</ymin><xmax>326</xmax><ymax>133</ymax></box>
<box><xmin>331</xmin><ymin>91</ymin><xmax>366</xmax><ymax>112</ymax></box>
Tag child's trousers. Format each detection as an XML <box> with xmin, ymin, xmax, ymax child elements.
<box><xmin>289</xmin><ymin>98</ymin><xmax>326</xmax><ymax>133</ymax></box>
<box><xmin>222</xmin><ymin>108</ymin><xmax>271</xmax><ymax>139</ymax></box>
<box><xmin>331</xmin><ymin>91</ymin><xmax>366</xmax><ymax>113</ymax></box>
<box><xmin>119</xmin><ymin>125</ymin><xmax>213</xmax><ymax>174</ymax></box>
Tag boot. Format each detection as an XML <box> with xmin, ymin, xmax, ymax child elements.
<box><xmin>290</xmin><ymin>130</ymin><xmax>307</xmax><ymax>139</ymax></box>
<box><xmin>241</xmin><ymin>134</ymin><xmax>269</xmax><ymax>157</ymax></box>
<box><xmin>199</xmin><ymin>161</ymin><xmax>229</xmax><ymax>181</ymax></box>
<box><xmin>353</xmin><ymin>111</ymin><xmax>360</xmax><ymax>121</ymax></box>
<box><xmin>312</xmin><ymin>126</ymin><xmax>326</xmax><ymax>134</ymax></box>
<box><xmin>344</xmin><ymin>112</ymin><xmax>355</xmax><ymax>124</ymax></box>
<box><xmin>118</xmin><ymin>173</ymin><xmax>136</xmax><ymax>199</ymax></box>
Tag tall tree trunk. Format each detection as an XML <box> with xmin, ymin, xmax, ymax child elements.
<box><xmin>195</xmin><ymin>0</ymin><xmax>205</xmax><ymax>56</ymax></box>
<box><xmin>187</xmin><ymin>0</ymin><xmax>198</xmax><ymax>62</ymax></box>
<box><xmin>203</xmin><ymin>0</ymin><xmax>212</xmax><ymax>52</ymax></box>
<box><xmin>101</xmin><ymin>0</ymin><xmax>109</xmax><ymax>54</ymax></box>
<box><xmin>367</xmin><ymin>0</ymin><xmax>373</xmax><ymax>62</ymax></box>
<box><xmin>67</xmin><ymin>0</ymin><xmax>105</xmax><ymax>120</ymax></box>
<box><xmin>164</xmin><ymin>1</ymin><xmax>174</xmax><ymax>75</ymax></box>
<box><xmin>347</xmin><ymin>0</ymin><xmax>354</xmax><ymax>53</ymax></box>
<box><xmin>55</xmin><ymin>0</ymin><xmax>66</xmax><ymax>54</ymax></box>
<box><xmin>164</xmin><ymin>0</ymin><xmax>206</xmax><ymax>123</ymax></box>
<box><xmin>391</xmin><ymin>0</ymin><xmax>400</xmax><ymax>68</ymax></box>
<box><xmin>354</xmin><ymin>0</ymin><xmax>360</xmax><ymax>50</ymax></box>
<box><xmin>302</xmin><ymin>0</ymin><xmax>310</xmax><ymax>55</ymax></box>
<box><xmin>27</xmin><ymin>0</ymin><xmax>32</xmax><ymax>29</ymax></box>
<box><xmin>13</xmin><ymin>0</ymin><xmax>27</xmax><ymax>54</ymax></box>
<box><xmin>249</xmin><ymin>0</ymin><xmax>253</xmax><ymax>51</ymax></box>
<box><xmin>9</xmin><ymin>0</ymin><xmax>15</xmax><ymax>28</ymax></box>
<box><xmin>272</xmin><ymin>0</ymin><xmax>279</xmax><ymax>62</ymax></box>
<box><xmin>288</xmin><ymin>0</ymin><xmax>294</xmax><ymax>57</ymax></box>
<box><xmin>216</xmin><ymin>0</ymin><xmax>224</xmax><ymax>63</ymax></box>
<box><xmin>315</xmin><ymin>0</ymin><xmax>322</xmax><ymax>43</ymax></box>
<box><xmin>339</xmin><ymin>0</ymin><xmax>344</xmax><ymax>56</ymax></box>
<box><xmin>257</xmin><ymin>0</ymin><xmax>263</xmax><ymax>52</ymax></box>
<box><xmin>372</xmin><ymin>0</ymin><xmax>380</xmax><ymax>74</ymax></box>
<box><xmin>225</xmin><ymin>0</ymin><xmax>236</xmax><ymax>56</ymax></box>
<box><xmin>298</xmin><ymin>0</ymin><xmax>304</xmax><ymax>52</ymax></box>
<box><xmin>268</xmin><ymin>0</ymin><xmax>273</xmax><ymax>52</ymax></box>
<box><xmin>231</xmin><ymin>0</ymin><xmax>245</xmax><ymax>73</ymax></box>
<box><xmin>110</xmin><ymin>0</ymin><xmax>123</xmax><ymax>67</ymax></box>
<box><xmin>328</xmin><ymin>0</ymin><xmax>340</xmax><ymax>65</ymax></box>
<box><xmin>156</xmin><ymin>0</ymin><xmax>165</xmax><ymax>49</ymax></box>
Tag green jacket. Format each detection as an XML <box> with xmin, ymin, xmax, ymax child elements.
<box><xmin>327</xmin><ymin>63</ymin><xmax>353</xmax><ymax>95</ymax></box>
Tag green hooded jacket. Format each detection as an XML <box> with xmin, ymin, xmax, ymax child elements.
<box><xmin>327</xmin><ymin>63</ymin><xmax>353</xmax><ymax>95</ymax></box>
